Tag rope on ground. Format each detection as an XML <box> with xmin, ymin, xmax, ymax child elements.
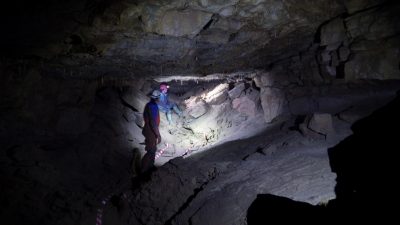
<box><xmin>95</xmin><ymin>192</ymin><xmax>128</xmax><ymax>225</ymax></box>
<box><xmin>155</xmin><ymin>143</ymin><xmax>169</xmax><ymax>159</ymax></box>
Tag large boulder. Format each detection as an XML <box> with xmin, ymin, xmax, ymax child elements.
<box><xmin>308</xmin><ymin>113</ymin><xmax>335</xmax><ymax>138</ymax></box>
<box><xmin>232</xmin><ymin>96</ymin><xmax>256</xmax><ymax>117</ymax></box>
<box><xmin>228</xmin><ymin>82</ymin><xmax>245</xmax><ymax>99</ymax></box>
<box><xmin>185</xmin><ymin>97</ymin><xmax>209</xmax><ymax>119</ymax></box>
<box><xmin>320</xmin><ymin>18</ymin><xmax>346</xmax><ymax>47</ymax></box>
<box><xmin>260</xmin><ymin>87</ymin><xmax>286</xmax><ymax>123</ymax></box>
<box><xmin>202</xmin><ymin>83</ymin><xmax>229</xmax><ymax>105</ymax></box>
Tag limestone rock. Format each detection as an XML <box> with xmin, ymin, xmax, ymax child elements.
<box><xmin>202</xmin><ymin>83</ymin><xmax>229</xmax><ymax>105</ymax></box>
<box><xmin>331</xmin><ymin>51</ymin><xmax>339</xmax><ymax>67</ymax></box>
<box><xmin>257</xmin><ymin>66</ymin><xmax>299</xmax><ymax>88</ymax></box>
<box><xmin>196</xmin><ymin>0</ymin><xmax>239</xmax><ymax>13</ymax></box>
<box><xmin>344</xmin><ymin>0</ymin><xmax>386</xmax><ymax>14</ymax></box>
<box><xmin>228</xmin><ymin>82</ymin><xmax>245</xmax><ymax>99</ymax></box>
<box><xmin>320</xmin><ymin>18</ymin><xmax>346</xmax><ymax>46</ymax></box>
<box><xmin>260</xmin><ymin>87</ymin><xmax>286</xmax><ymax>123</ymax></box>
<box><xmin>120</xmin><ymin>87</ymin><xmax>148</xmax><ymax>112</ymax></box>
<box><xmin>232</xmin><ymin>96</ymin><xmax>256</xmax><ymax>117</ymax></box>
<box><xmin>344</xmin><ymin>38</ymin><xmax>400</xmax><ymax>81</ymax></box>
<box><xmin>308</xmin><ymin>113</ymin><xmax>335</xmax><ymax>137</ymax></box>
<box><xmin>198</xmin><ymin>28</ymin><xmax>231</xmax><ymax>44</ymax></box>
<box><xmin>299</xmin><ymin>122</ymin><xmax>325</xmax><ymax>140</ymax></box>
<box><xmin>186</xmin><ymin>97</ymin><xmax>209</xmax><ymax>118</ymax></box>
<box><xmin>155</xmin><ymin>9</ymin><xmax>213</xmax><ymax>38</ymax></box>
<box><xmin>219</xmin><ymin>6</ymin><xmax>236</xmax><ymax>17</ymax></box>
<box><xmin>338</xmin><ymin>46</ymin><xmax>351</xmax><ymax>61</ymax></box>
<box><xmin>319</xmin><ymin>50</ymin><xmax>331</xmax><ymax>64</ymax></box>
<box><xmin>345</xmin><ymin>3</ymin><xmax>400</xmax><ymax>40</ymax></box>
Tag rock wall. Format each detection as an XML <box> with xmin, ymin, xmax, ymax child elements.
<box><xmin>0</xmin><ymin>63</ymin><xmax>95</xmax><ymax>137</ymax></box>
<box><xmin>0</xmin><ymin>62</ymin><xmax>147</xmax><ymax>225</ymax></box>
<box><xmin>254</xmin><ymin>1</ymin><xmax>400</xmax><ymax>122</ymax></box>
<box><xmin>320</xmin><ymin>1</ymin><xmax>400</xmax><ymax>81</ymax></box>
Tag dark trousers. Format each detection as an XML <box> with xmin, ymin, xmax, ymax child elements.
<box><xmin>140</xmin><ymin>131</ymin><xmax>157</xmax><ymax>173</ymax></box>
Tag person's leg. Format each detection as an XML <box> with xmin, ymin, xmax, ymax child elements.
<box><xmin>172</xmin><ymin>104</ymin><xmax>182</xmax><ymax>116</ymax></box>
<box><xmin>141</xmin><ymin>134</ymin><xmax>157</xmax><ymax>173</ymax></box>
<box><xmin>140</xmin><ymin>151</ymin><xmax>155</xmax><ymax>174</ymax></box>
<box><xmin>166</xmin><ymin>111</ymin><xmax>173</xmax><ymax>124</ymax></box>
<box><xmin>158</xmin><ymin>106</ymin><xmax>171</xmax><ymax>124</ymax></box>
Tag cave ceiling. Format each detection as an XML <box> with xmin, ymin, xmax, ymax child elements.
<box><xmin>2</xmin><ymin>0</ymin><xmax>348</xmax><ymax>77</ymax></box>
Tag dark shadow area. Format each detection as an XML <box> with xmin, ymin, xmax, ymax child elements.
<box><xmin>326</xmin><ymin>89</ymin><xmax>400</xmax><ymax>220</ymax></box>
<box><xmin>247</xmin><ymin>194</ymin><xmax>326</xmax><ymax>224</ymax></box>
<box><xmin>247</xmin><ymin>90</ymin><xmax>400</xmax><ymax>223</ymax></box>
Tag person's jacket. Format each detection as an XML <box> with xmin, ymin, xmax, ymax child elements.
<box><xmin>142</xmin><ymin>100</ymin><xmax>160</xmax><ymax>138</ymax></box>
<box><xmin>158</xmin><ymin>92</ymin><xmax>171</xmax><ymax>112</ymax></box>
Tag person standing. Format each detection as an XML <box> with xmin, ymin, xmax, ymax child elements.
<box><xmin>140</xmin><ymin>90</ymin><xmax>162</xmax><ymax>174</ymax></box>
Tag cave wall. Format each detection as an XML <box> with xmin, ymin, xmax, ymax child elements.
<box><xmin>1</xmin><ymin>0</ymin><xmax>399</xmax><ymax>157</ymax></box>
<box><xmin>264</xmin><ymin>0</ymin><xmax>400</xmax><ymax>83</ymax></box>
<box><xmin>0</xmin><ymin>64</ymin><xmax>96</xmax><ymax>138</ymax></box>
<box><xmin>0</xmin><ymin>64</ymin><xmax>146</xmax><ymax>224</ymax></box>
<box><xmin>254</xmin><ymin>0</ymin><xmax>400</xmax><ymax>122</ymax></box>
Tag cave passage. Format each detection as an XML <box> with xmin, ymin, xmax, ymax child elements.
<box><xmin>1</xmin><ymin>0</ymin><xmax>400</xmax><ymax>224</ymax></box>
